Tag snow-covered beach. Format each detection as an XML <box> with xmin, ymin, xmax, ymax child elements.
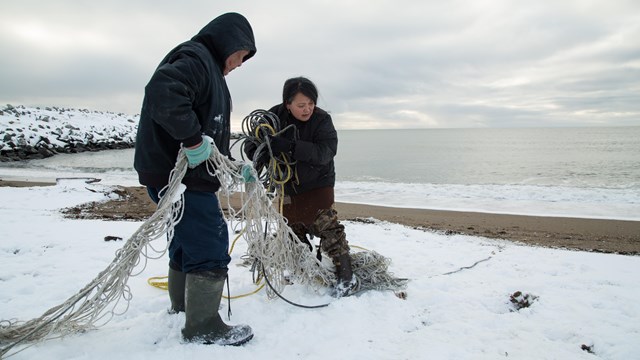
<box><xmin>1</xmin><ymin>179</ymin><xmax>639</xmax><ymax>359</ymax></box>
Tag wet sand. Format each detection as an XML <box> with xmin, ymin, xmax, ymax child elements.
<box><xmin>334</xmin><ymin>202</ymin><xmax>640</xmax><ymax>255</ymax></box>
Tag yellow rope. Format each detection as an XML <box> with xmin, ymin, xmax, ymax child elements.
<box><xmin>224</xmin><ymin>283</ymin><xmax>266</xmax><ymax>299</ymax></box>
<box><xmin>147</xmin><ymin>276</ymin><xmax>169</xmax><ymax>290</ymax></box>
<box><xmin>147</xmin><ymin>276</ymin><xmax>267</xmax><ymax>300</ymax></box>
<box><xmin>228</xmin><ymin>228</ymin><xmax>245</xmax><ymax>255</ymax></box>
<box><xmin>254</xmin><ymin>122</ymin><xmax>275</xmax><ymax>140</ymax></box>
<box><xmin>253</xmin><ymin>121</ymin><xmax>296</xmax><ymax>188</ymax></box>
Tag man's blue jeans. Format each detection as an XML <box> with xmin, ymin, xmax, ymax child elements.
<box><xmin>147</xmin><ymin>187</ymin><xmax>231</xmax><ymax>273</ymax></box>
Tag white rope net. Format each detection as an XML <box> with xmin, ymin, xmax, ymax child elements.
<box><xmin>0</xmin><ymin>117</ymin><xmax>406</xmax><ymax>358</ymax></box>
<box><xmin>0</xmin><ymin>152</ymin><xmax>189</xmax><ymax>358</ymax></box>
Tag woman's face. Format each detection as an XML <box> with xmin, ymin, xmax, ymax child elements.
<box><xmin>286</xmin><ymin>93</ymin><xmax>315</xmax><ymax>121</ymax></box>
<box><xmin>223</xmin><ymin>50</ymin><xmax>250</xmax><ymax>76</ymax></box>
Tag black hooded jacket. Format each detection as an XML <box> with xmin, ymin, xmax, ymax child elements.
<box><xmin>134</xmin><ymin>13</ymin><xmax>256</xmax><ymax>192</ymax></box>
<box><xmin>268</xmin><ymin>104</ymin><xmax>338</xmax><ymax>195</ymax></box>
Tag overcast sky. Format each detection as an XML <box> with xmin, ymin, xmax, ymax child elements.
<box><xmin>1</xmin><ymin>1</ymin><xmax>639</xmax><ymax>129</ymax></box>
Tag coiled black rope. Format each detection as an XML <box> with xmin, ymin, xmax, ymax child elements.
<box><xmin>235</xmin><ymin>109</ymin><xmax>298</xmax><ymax>193</ymax></box>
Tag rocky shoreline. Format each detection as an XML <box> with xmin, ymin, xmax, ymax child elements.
<box><xmin>0</xmin><ymin>104</ymin><xmax>138</xmax><ymax>162</ymax></box>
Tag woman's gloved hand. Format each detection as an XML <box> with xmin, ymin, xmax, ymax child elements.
<box><xmin>241</xmin><ymin>164</ymin><xmax>256</xmax><ymax>183</ymax></box>
<box><xmin>268</xmin><ymin>135</ymin><xmax>294</xmax><ymax>154</ymax></box>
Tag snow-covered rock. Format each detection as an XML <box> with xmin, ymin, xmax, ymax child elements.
<box><xmin>0</xmin><ymin>104</ymin><xmax>138</xmax><ymax>161</ymax></box>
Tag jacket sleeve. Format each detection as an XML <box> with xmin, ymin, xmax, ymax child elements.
<box><xmin>292</xmin><ymin>114</ymin><xmax>338</xmax><ymax>166</ymax></box>
<box><xmin>143</xmin><ymin>53</ymin><xmax>208</xmax><ymax>148</ymax></box>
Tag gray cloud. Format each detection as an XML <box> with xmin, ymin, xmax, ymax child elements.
<box><xmin>1</xmin><ymin>0</ymin><xmax>638</xmax><ymax>129</ymax></box>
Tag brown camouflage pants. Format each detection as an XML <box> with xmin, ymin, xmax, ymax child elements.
<box><xmin>283</xmin><ymin>187</ymin><xmax>350</xmax><ymax>260</ymax></box>
<box><xmin>309</xmin><ymin>208</ymin><xmax>350</xmax><ymax>258</ymax></box>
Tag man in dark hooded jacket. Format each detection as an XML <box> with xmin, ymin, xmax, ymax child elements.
<box><xmin>133</xmin><ymin>12</ymin><xmax>256</xmax><ymax>346</ymax></box>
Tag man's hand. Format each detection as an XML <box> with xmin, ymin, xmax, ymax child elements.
<box><xmin>184</xmin><ymin>138</ymin><xmax>212</xmax><ymax>168</ymax></box>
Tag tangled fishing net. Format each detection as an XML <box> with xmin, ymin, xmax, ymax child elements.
<box><xmin>0</xmin><ymin>109</ymin><xmax>406</xmax><ymax>358</ymax></box>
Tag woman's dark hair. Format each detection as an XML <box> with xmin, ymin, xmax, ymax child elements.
<box><xmin>282</xmin><ymin>77</ymin><xmax>318</xmax><ymax>104</ymax></box>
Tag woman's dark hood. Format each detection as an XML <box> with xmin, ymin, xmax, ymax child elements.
<box><xmin>191</xmin><ymin>12</ymin><xmax>256</xmax><ymax>69</ymax></box>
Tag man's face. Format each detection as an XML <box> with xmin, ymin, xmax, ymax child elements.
<box><xmin>224</xmin><ymin>50</ymin><xmax>250</xmax><ymax>76</ymax></box>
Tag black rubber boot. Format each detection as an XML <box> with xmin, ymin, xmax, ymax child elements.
<box><xmin>168</xmin><ymin>267</ymin><xmax>186</xmax><ymax>313</ymax></box>
<box><xmin>332</xmin><ymin>253</ymin><xmax>359</xmax><ymax>297</ymax></box>
<box><xmin>182</xmin><ymin>270</ymin><xmax>254</xmax><ymax>346</ymax></box>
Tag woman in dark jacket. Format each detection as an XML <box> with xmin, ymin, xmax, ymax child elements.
<box><xmin>133</xmin><ymin>12</ymin><xmax>256</xmax><ymax>346</ymax></box>
<box><xmin>253</xmin><ymin>77</ymin><xmax>358</xmax><ymax>297</ymax></box>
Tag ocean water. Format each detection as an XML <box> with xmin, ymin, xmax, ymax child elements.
<box><xmin>333</xmin><ymin>127</ymin><xmax>640</xmax><ymax>220</ymax></box>
<box><xmin>2</xmin><ymin>127</ymin><xmax>639</xmax><ymax>220</ymax></box>
<box><xmin>337</xmin><ymin>127</ymin><xmax>640</xmax><ymax>188</ymax></box>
